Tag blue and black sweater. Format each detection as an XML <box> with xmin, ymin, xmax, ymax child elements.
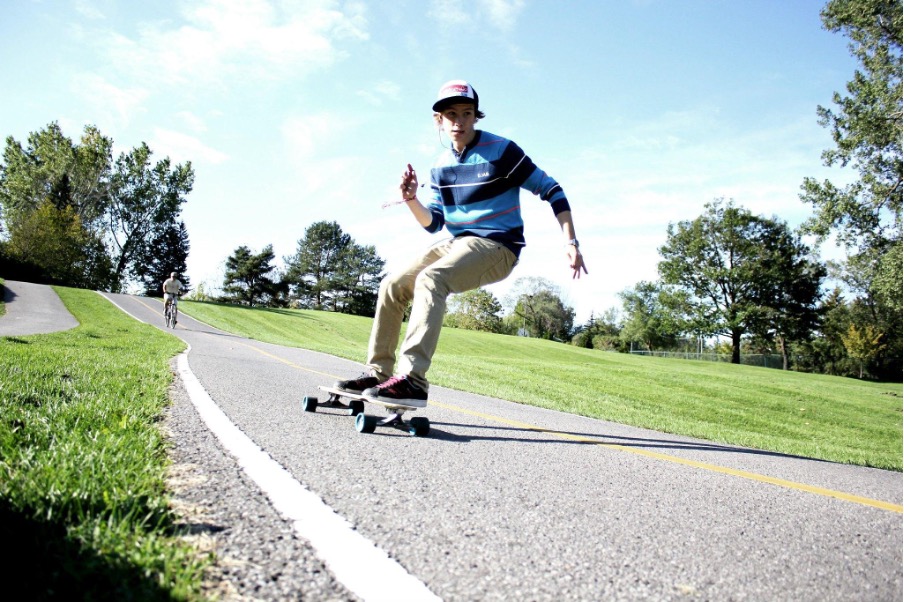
<box><xmin>426</xmin><ymin>130</ymin><xmax>571</xmax><ymax>258</ymax></box>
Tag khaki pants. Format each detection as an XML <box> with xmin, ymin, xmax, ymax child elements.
<box><xmin>366</xmin><ymin>236</ymin><xmax>517</xmax><ymax>390</ymax></box>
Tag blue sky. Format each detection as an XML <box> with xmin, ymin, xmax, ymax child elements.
<box><xmin>2</xmin><ymin>0</ymin><xmax>858</xmax><ymax>323</ymax></box>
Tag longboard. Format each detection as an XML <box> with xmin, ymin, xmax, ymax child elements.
<box><xmin>302</xmin><ymin>385</ymin><xmax>430</xmax><ymax>437</ymax></box>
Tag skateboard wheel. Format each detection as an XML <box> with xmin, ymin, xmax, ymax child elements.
<box><xmin>409</xmin><ymin>417</ymin><xmax>430</xmax><ymax>437</ymax></box>
<box><xmin>356</xmin><ymin>413</ymin><xmax>378</xmax><ymax>434</ymax></box>
<box><xmin>302</xmin><ymin>396</ymin><xmax>318</xmax><ymax>413</ymax></box>
<box><xmin>349</xmin><ymin>399</ymin><xmax>365</xmax><ymax>416</ymax></box>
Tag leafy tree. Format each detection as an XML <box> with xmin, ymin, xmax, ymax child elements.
<box><xmin>505</xmin><ymin>277</ymin><xmax>575</xmax><ymax>341</ymax></box>
<box><xmin>841</xmin><ymin>323</ymin><xmax>887</xmax><ymax>379</ymax></box>
<box><xmin>0</xmin><ymin>123</ymin><xmax>195</xmax><ymax>292</ymax></box>
<box><xmin>800</xmin><ymin>0</ymin><xmax>901</xmax><ymax>377</ymax></box>
<box><xmin>135</xmin><ymin>220</ymin><xmax>191</xmax><ymax>297</ymax></box>
<box><xmin>618</xmin><ymin>281</ymin><xmax>688</xmax><ymax>352</ymax></box>
<box><xmin>747</xmin><ymin>247</ymin><xmax>826</xmax><ymax>370</ymax></box>
<box><xmin>107</xmin><ymin>143</ymin><xmax>194</xmax><ymax>289</ymax></box>
<box><xmin>284</xmin><ymin>221</ymin><xmax>351</xmax><ymax>309</ymax></box>
<box><xmin>332</xmin><ymin>242</ymin><xmax>385</xmax><ymax>316</ymax></box>
<box><xmin>222</xmin><ymin>244</ymin><xmax>282</xmax><ymax>307</ymax></box>
<box><xmin>794</xmin><ymin>287</ymin><xmax>862</xmax><ymax>376</ymax></box>
<box><xmin>802</xmin><ymin>0</ymin><xmax>902</xmax><ymax>254</ymax></box>
<box><xmin>3</xmin><ymin>200</ymin><xmax>113</xmax><ymax>288</ymax></box>
<box><xmin>284</xmin><ymin>221</ymin><xmax>384</xmax><ymax>315</ymax></box>
<box><xmin>0</xmin><ymin>122</ymin><xmax>112</xmax><ymax>230</ymax></box>
<box><xmin>658</xmin><ymin>199</ymin><xmax>825</xmax><ymax>364</ymax></box>
<box><xmin>445</xmin><ymin>288</ymin><xmax>504</xmax><ymax>332</ymax></box>
<box><xmin>572</xmin><ymin>308</ymin><xmax>624</xmax><ymax>351</ymax></box>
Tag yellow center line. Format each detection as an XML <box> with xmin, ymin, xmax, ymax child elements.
<box><xmin>429</xmin><ymin>400</ymin><xmax>903</xmax><ymax>514</ymax></box>
<box><xmin>222</xmin><ymin>338</ymin><xmax>904</xmax><ymax>515</ymax></box>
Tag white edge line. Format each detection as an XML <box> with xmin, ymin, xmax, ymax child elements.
<box><xmin>176</xmin><ymin>351</ymin><xmax>441</xmax><ymax>602</ymax></box>
<box><xmin>100</xmin><ymin>292</ymin><xmax>441</xmax><ymax>601</ymax></box>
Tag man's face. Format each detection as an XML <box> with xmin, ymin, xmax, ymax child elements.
<box><xmin>439</xmin><ymin>102</ymin><xmax>477</xmax><ymax>147</ymax></box>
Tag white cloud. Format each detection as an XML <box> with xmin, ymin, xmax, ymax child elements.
<box><xmin>282</xmin><ymin>111</ymin><xmax>357</xmax><ymax>162</ymax></box>
<box><xmin>70</xmin><ymin>72</ymin><xmax>149</xmax><ymax>130</ymax></box>
<box><xmin>484</xmin><ymin>0</ymin><xmax>526</xmax><ymax>32</ymax></box>
<box><xmin>356</xmin><ymin>80</ymin><xmax>402</xmax><ymax>106</ymax></box>
<box><xmin>176</xmin><ymin>111</ymin><xmax>208</xmax><ymax>134</ymax></box>
<box><xmin>428</xmin><ymin>0</ymin><xmax>525</xmax><ymax>32</ymax></box>
<box><xmin>100</xmin><ymin>0</ymin><xmax>370</xmax><ymax>87</ymax></box>
<box><xmin>150</xmin><ymin>128</ymin><xmax>229</xmax><ymax>165</ymax></box>
<box><xmin>73</xmin><ymin>0</ymin><xmax>107</xmax><ymax>20</ymax></box>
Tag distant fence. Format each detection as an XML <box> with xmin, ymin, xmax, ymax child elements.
<box><xmin>629</xmin><ymin>350</ymin><xmax>786</xmax><ymax>370</ymax></box>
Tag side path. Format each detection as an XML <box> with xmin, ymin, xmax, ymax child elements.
<box><xmin>0</xmin><ymin>280</ymin><xmax>78</xmax><ymax>336</ymax></box>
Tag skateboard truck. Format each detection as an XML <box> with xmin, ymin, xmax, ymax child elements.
<box><xmin>302</xmin><ymin>390</ymin><xmax>364</xmax><ymax>416</ymax></box>
<box><xmin>355</xmin><ymin>409</ymin><xmax>430</xmax><ymax>437</ymax></box>
<box><xmin>303</xmin><ymin>386</ymin><xmax>430</xmax><ymax>437</ymax></box>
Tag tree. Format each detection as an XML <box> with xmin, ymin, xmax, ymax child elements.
<box><xmin>658</xmin><ymin>199</ymin><xmax>825</xmax><ymax>364</ymax></box>
<box><xmin>0</xmin><ymin>123</ymin><xmax>115</xmax><ymax>289</ymax></box>
<box><xmin>572</xmin><ymin>308</ymin><xmax>624</xmax><ymax>351</ymax></box>
<box><xmin>284</xmin><ymin>221</ymin><xmax>351</xmax><ymax>309</ymax></box>
<box><xmin>3</xmin><ymin>199</ymin><xmax>113</xmax><ymax>289</ymax></box>
<box><xmin>505</xmin><ymin>277</ymin><xmax>575</xmax><ymax>341</ymax></box>
<box><xmin>618</xmin><ymin>281</ymin><xmax>687</xmax><ymax>352</ymax></box>
<box><xmin>222</xmin><ymin>245</ymin><xmax>281</xmax><ymax>307</ymax></box>
<box><xmin>445</xmin><ymin>288</ymin><xmax>504</xmax><ymax>332</ymax></box>
<box><xmin>135</xmin><ymin>220</ymin><xmax>191</xmax><ymax>297</ymax></box>
<box><xmin>800</xmin><ymin>0</ymin><xmax>902</xmax><ymax>376</ymax></box>
<box><xmin>841</xmin><ymin>323</ymin><xmax>886</xmax><ymax>379</ymax></box>
<box><xmin>746</xmin><ymin>241</ymin><xmax>826</xmax><ymax>370</ymax></box>
<box><xmin>283</xmin><ymin>221</ymin><xmax>384</xmax><ymax>315</ymax></box>
<box><xmin>107</xmin><ymin>143</ymin><xmax>194</xmax><ymax>289</ymax></box>
<box><xmin>0</xmin><ymin>122</ymin><xmax>112</xmax><ymax>230</ymax></box>
<box><xmin>802</xmin><ymin>0</ymin><xmax>902</xmax><ymax>254</ymax></box>
<box><xmin>0</xmin><ymin>123</ymin><xmax>195</xmax><ymax>292</ymax></box>
<box><xmin>331</xmin><ymin>242</ymin><xmax>385</xmax><ymax>316</ymax></box>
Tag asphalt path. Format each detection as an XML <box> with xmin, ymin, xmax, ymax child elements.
<box><xmin>5</xmin><ymin>285</ymin><xmax>902</xmax><ymax>600</ymax></box>
<box><xmin>0</xmin><ymin>280</ymin><xmax>78</xmax><ymax>335</ymax></box>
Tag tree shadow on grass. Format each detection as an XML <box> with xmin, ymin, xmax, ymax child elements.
<box><xmin>0</xmin><ymin>501</ymin><xmax>191</xmax><ymax>602</ymax></box>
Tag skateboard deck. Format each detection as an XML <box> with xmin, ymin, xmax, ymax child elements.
<box><xmin>302</xmin><ymin>385</ymin><xmax>430</xmax><ymax>437</ymax></box>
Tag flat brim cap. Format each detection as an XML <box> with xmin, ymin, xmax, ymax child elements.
<box><xmin>432</xmin><ymin>79</ymin><xmax>478</xmax><ymax>112</ymax></box>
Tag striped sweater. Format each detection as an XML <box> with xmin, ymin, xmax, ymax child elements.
<box><xmin>426</xmin><ymin>130</ymin><xmax>570</xmax><ymax>257</ymax></box>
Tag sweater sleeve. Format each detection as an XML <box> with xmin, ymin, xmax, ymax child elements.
<box><xmin>424</xmin><ymin>181</ymin><xmax>445</xmax><ymax>233</ymax></box>
<box><xmin>521</xmin><ymin>167</ymin><xmax>571</xmax><ymax>215</ymax></box>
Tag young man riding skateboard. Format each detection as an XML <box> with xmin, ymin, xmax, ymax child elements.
<box><xmin>337</xmin><ymin>80</ymin><xmax>588</xmax><ymax>407</ymax></box>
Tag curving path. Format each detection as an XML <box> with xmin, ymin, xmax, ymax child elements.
<box><xmin>0</xmin><ymin>280</ymin><xmax>78</xmax><ymax>335</ymax></box>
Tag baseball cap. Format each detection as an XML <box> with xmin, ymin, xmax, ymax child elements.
<box><xmin>432</xmin><ymin>80</ymin><xmax>479</xmax><ymax>112</ymax></box>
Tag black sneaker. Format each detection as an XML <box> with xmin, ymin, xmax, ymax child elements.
<box><xmin>334</xmin><ymin>371</ymin><xmax>380</xmax><ymax>394</ymax></box>
<box><xmin>362</xmin><ymin>375</ymin><xmax>428</xmax><ymax>408</ymax></box>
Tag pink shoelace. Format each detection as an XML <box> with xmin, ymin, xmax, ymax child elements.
<box><xmin>375</xmin><ymin>375</ymin><xmax>406</xmax><ymax>390</ymax></box>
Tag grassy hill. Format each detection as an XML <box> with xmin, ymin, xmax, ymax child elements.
<box><xmin>1</xmin><ymin>287</ymin><xmax>207</xmax><ymax>599</ymax></box>
<box><xmin>180</xmin><ymin>300</ymin><xmax>903</xmax><ymax>471</ymax></box>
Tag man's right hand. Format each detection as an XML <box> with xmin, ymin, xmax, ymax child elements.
<box><xmin>400</xmin><ymin>163</ymin><xmax>418</xmax><ymax>201</ymax></box>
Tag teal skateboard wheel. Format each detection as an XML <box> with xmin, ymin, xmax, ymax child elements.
<box><xmin>302</xmin><ymin>396</ymin><xmax>318</xmax><ymax>412</ymax></box>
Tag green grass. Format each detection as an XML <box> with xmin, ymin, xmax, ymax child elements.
<box><xmin>181</xmin><ymin>300</ymin><xmax>903</xmax><ymax>471</ymax></box>
<box><xmin>0</xmin><ymin>287</ymin><xmax>210</xmax><ymax>601</ymax></box>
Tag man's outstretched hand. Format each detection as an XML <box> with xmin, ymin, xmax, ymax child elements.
<box><xmin>567</xmin><ymin>246</ymin><xmax>588</xmax><ymax>279</ymax></box>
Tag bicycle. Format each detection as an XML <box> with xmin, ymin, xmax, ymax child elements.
<box><xmin>164</xmin><ymin>296</ymin><xmax>178</xmax><ymax>328</ymax></box>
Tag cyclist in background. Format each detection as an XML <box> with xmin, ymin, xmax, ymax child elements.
<box><xmin>162</xmin><ymin>272</ymin><xmax>183</xmax><ymax>324</ymax></box>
